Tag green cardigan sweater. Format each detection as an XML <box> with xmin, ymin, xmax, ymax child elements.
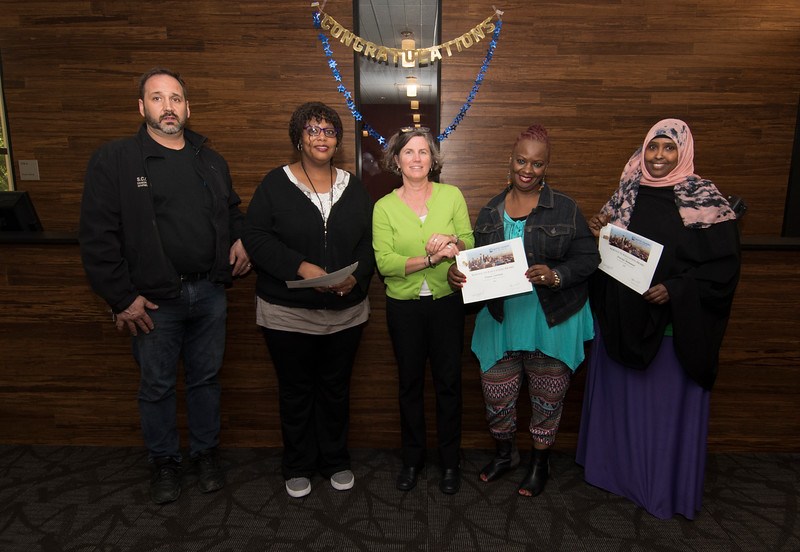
<box><xmin>373</xmin><ymin>182</ymin><xmax>474</xmax><ymax>300</ymax></box>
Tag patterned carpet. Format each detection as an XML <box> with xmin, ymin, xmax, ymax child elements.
<box><xmin>0</xmin><ymin>445</ymin><xmax>797</xmax><ymax>551</ymax></box>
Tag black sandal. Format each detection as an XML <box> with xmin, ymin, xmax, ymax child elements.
<box><xmin>518</xmin><ymin>448</ymin><xmax>550</xmax><ymax>497</ymax></box>
<box><xmin>479</xmin><ymin>438</ymin><xmax>520</xmax><ymax>482</ymax></box>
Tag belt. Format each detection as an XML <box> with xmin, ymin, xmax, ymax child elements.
<box><xmin>179</xmin><ymin>271</ymin><xmax>210</xmax><ymax>282</ymax></box>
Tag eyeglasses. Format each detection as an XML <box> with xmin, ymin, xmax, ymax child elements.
<box><xmin>304</xmin><ymin>125</ymin><xmax>338</xmax><ymax>138</ymax></box>
<box><xmin>400</xmin><ymin>126</ymin><xmax>430</xmax><ymax>133</ymax></box>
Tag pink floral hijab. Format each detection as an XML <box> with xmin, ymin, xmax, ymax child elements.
<box><xmin>601</xmin><ymin>119</ymin><xmax>737</xmax><ymax>229</ymax></box>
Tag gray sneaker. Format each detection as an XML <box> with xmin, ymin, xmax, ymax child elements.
<box><xmin>330</xmin><ymin>469</ymin><xmax>355</xmax><ymax>491</ymax></box>
<box><xmin>285</xmin><ymin>477</ymin><xmax>311</xmax><ymax>498</ymax></box>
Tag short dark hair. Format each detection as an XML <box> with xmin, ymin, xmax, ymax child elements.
<box><xmin>289</xmin><ymin>102</ymin><xmax>344</xmax><ymax>150</ymax></box>
<box><xmin>514</xmin><ymin>124</ymin><xmax>551</xmax><ymax>161</ymax></box>
<box><xmin>381</xmin><ymin>128</ymin><xmax>443</xmax><ymax>176</ymax></box>
<box><xmin>138</xmin><ymin>68</ymin><xmax>187</xmax><ymax>100</ymax></box>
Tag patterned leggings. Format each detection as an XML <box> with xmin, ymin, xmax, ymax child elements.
<box><xmin>481</xmin><ymin>350</ymin><xmax>571</xmax><ymax>447</ymax></box>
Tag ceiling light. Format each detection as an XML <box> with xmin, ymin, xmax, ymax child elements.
<box><xmin>410</xmin><ymin>100</ymin><xmax>419</xmax><ymax>110</ymax></box>
<box><xmin>406</xmin><ymin>76</ymin><xmax>418</xmax><ymax>98</ymax></box>
<box><xmin>413</xmin><ymin>114</ymin><xmax>421</xmax><ymax>123</ymax></box>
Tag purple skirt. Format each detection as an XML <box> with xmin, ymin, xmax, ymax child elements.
<box><xmin>576</xmin><ymin>323</ymin><xmax>711</xmax><ymax>520</ymax></box>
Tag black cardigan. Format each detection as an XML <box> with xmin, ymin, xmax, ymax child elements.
<box><xmin>243</xmin><ymin>166</ymin><xmax>374</xmax><ymax>310</ymax></box>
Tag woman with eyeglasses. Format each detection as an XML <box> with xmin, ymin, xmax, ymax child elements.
<box><xmin>372</xmin><ymin>127</ymin><xmax>474</xmax><ymax>495</ymax></box>
<box><xmin>244</xmin><ymin>102</ymin><xmax>374</xmax><ymax>498</ymax></box>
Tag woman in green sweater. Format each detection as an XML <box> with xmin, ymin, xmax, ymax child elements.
<box><xmin>372</xmin><ymin>127</ymin><xmax>474</xmax><ymax>495</ymax></box>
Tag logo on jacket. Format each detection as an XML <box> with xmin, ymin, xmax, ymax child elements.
<box><xmin>136</xmin><ymin>176</ymin><xmax>148</xmax><ymax>188</ymax></box>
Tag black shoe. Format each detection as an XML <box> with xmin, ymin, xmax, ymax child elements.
<box><xmin>150</xmin><ymin>457</ymin><xmax>181</xmax><ymax>504</ymax></box>
<box><xmin>518</xmin><ymin>448</ymin><xmax>550</xmax><ymax>497</ymax></box>
<box><xmin>193</xmin><ymin>448</ymin><xmax>224</xmax><ymax>493</ymax></box>
<box><xmin>439</xmin><ymin>467</ymin><xmax>461</xmax><ymax>495</ymax></box>
<box><xmin>480</xmin><ymin>438</ymin><xmax>520</xmax><ymax>483</ymax></box>
<box><xmin>396</xmin><ymin>465</ymin><xmax>421</xmax><ymax>491</ymax></box>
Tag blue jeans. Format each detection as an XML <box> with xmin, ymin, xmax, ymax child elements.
<box><xmin>131</xmin><ymin>280</ymin><xmax>227</xmax><ymax>461</ymax></box>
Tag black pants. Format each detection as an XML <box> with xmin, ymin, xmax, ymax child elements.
<box><xmin>262</xmin><ymin>324</ymin><xmax>364</xmax><ymax>480</ymax></box>
<box><xmin>386</xmin><ymin>293</ymin><xmax>464</xmax><ymax>469</ymax></box>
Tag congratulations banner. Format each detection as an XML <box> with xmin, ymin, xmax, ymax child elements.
<box><xmin>311</xmin><ymin>3</ymin><xmax>504</xmax><ymax>144</ymax></box>
<box><xmin>316</xmin><ymin>9</ymin><xmax>500</xmax><ymax>65</ymax></box>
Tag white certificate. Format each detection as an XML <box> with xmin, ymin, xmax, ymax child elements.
<box><xmin>598</xmin><ymin>225</ymin><xmax>663</xmax><ymax>294</ymax></box>
<box><xmin>455</xmin><ymin>237</ymin><xmax>533</xmax><ymax>304</ymax></box>
<box><xmin>285</xmin><ymin>262</ymin><xmax>358</xmax><ymax>289</ymax></box>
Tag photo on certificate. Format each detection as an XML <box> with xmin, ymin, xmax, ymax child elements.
<box><xmin>598</xmin><ymin>225</ymin><xmax>664</xmax><ymax>294</ymax></box>
<box><xmin>455</xmin><ymin>237</ymin><xmax>532</xmax><ymax>304</ymax></box>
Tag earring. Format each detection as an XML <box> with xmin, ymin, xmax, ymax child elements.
<box><xmin>297</xmin><ymin>142</ymin><xmax>302</xmax><ymax>151</ymax></box>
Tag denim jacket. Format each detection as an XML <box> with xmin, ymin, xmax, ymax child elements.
<box><xmin>474</xmin><ymin>183</ymin><xmax>600</xmax><ymax>327</ymax></box>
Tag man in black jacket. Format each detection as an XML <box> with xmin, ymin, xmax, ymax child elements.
<box><xmin>79</xmin><ymin>68</ymin><xmax>250</xmax><ymax>504</ymax></box>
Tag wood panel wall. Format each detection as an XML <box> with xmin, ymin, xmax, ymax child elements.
<box><xmin>0</xmin><ymin>1</ymin><xmax>798</xmax><ymax>452</ymax></box>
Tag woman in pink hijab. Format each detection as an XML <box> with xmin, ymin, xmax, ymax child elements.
<box><xmin>576</xmin><ymin>119</ymin><xmax>741</xmax><ymax>520</ymax></box>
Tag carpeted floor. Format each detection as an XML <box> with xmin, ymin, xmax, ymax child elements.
<box><xmin>0</xmin><ymin>445</ymin><xmax>797</xmax><ymax>551</ymax></box>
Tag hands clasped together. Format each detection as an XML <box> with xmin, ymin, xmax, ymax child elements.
<box><xmin>425</xmin><ymin>233</ymin><xmax>460</xmax><ymax>266</ymax></box>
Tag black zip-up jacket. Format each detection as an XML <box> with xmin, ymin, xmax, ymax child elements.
<box><xmin>475</xmin><ymin>183</ymin><xmax>599</xmax><ymax>327</ymax></box>
<box><xmin>79</xmin><ymin>124</ymin><xmax>245</xmax><ymax>313</ymax></box>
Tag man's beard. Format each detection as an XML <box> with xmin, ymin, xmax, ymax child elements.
<box><xmin>145</xmin><ymin>111</ymin><xmax>185</xmax><ymax>135</ymax></box>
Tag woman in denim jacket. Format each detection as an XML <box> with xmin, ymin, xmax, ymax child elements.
<box><xmin>449</xmin><ymin>124</ymin><xmax>599</xmax><ymax>496</ymax></box>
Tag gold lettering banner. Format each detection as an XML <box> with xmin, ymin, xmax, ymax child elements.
<box><xmin>317</xmin><ymin>9</ymin><xmax>500</xmax><ymax>65</ymax></box>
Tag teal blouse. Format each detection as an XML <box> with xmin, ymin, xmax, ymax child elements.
<box><xmin>471</xmin><ymin>212</ymin><xmax>594</xmax><ymax>373</ymax></box>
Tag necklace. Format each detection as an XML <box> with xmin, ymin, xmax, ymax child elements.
<box><xmin>400</xmin><ymin>181</ymin><xmax>431</xmax><ymax>217</ymax></box>
<box><xmin>300</xmin><ymin>160</ymin><xmax>334</xmax><ymax>239</ymax></box>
